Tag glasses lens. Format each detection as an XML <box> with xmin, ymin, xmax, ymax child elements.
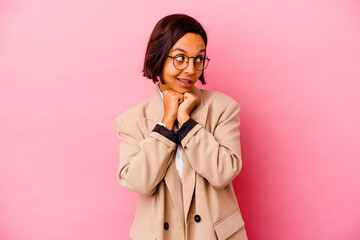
<box><xmin>203</xmin><ymin>57</ymin><xmax>209</xmax><ymax>70</ymax></box>
<box><xmin>194</xmin><ymin>56</ymin><xmax>204</xmax><ymax>71</ymax></box>
<box><xmin>172</xmin><ymin>55</ymin><xmax>210</xmax><ymax>70</ymax></box>
<box><xmin>195</xmin><ymin>57</ymin><xmax>209</xmax><ymax>71</ymax></box>
<box><xmin>173</xmin><ymin>55</ymin><xmax>188</xmax><ymax>70</ymax></box>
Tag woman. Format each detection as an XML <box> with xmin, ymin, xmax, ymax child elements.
<box><xmin>116</xmin><ymin>14</ymin><xmax>248</xmax><ymax>240</ymax></box>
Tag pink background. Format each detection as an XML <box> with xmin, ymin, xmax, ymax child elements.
<box><xmin>1</xmin><ymin>0</ymin><xmax>360</xmax><ymax>239</ymax></box>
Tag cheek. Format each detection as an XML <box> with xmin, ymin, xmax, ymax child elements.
<box><xmin>163</xmin><ymin>62</ymin><xmax>179</xmax><ymax>78</ymax></box>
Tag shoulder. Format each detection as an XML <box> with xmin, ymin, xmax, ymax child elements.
<box><xmin>115</xmin><ymin>98</ymin><xmax>150</xmax><ymax>134</ymax></box>
<box><xmin>198</xmin><ymin>89</ymin><xmax>241</xmax><ymax>126</ymax></box>
<box><xmin>117</xmin><ymin>98</ymin><xmax>150</xmax><ymax>121</ymax></box>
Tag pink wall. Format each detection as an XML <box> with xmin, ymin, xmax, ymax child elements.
<box><xmin>1</xmin><ymin>0</ymin><xmax>359</xmax><ymax>239</ymax></box>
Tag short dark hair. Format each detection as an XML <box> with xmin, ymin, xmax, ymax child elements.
<box><xmin>143</xmin><ymin>14</ymin><xmax>208</xmax><ymax>85</ymax></box>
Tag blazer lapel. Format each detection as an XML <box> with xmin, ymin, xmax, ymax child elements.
<box><xmin>165</xmin><ymin>161</ymin><xmax>185</xmax><ymax>224</ymax></box>
<box><xmin>139</xmin><ymin>85</ymin><xmax>209</xmax><ymax>223</ymax></box>
<box><xmin>139</xmin><ymin>86</ymin><xmax>185</xmax><ymax>223</ymax></box>
<box><xmin>181</xmin><ymin>86</ymin><xmax>208</xmax><ymax>221</ymax></box>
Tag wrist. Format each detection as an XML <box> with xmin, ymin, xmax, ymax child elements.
<box><xmin>178</xmin><ymin>114</ymin><xmax>190</xmax><ymax>125</ymax></box>
<box><xmin>161</xmin><ymin>117</ymin><xmax>175</xmax><ymax>130</ymax></box>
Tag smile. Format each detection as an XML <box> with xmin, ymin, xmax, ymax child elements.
<box><xmin>177</xmin><ymin>78</ymin><xmax>192</xmax><ymax>84</ymax></box>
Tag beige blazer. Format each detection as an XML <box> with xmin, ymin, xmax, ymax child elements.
<box><xmin>116</xmin><ymin>86</ymin><xmax>247</xmax><ymax>240</ymax></box>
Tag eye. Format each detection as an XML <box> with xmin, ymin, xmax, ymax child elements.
<box><xmin>195</xmin><ymin>56</ymin><xmax>204</xmax><ymax>63</ymax></box>
<box><xmin>175</xmin><ymin>55</ymin><xmax>185</xmax><ymax>62</ymax></box>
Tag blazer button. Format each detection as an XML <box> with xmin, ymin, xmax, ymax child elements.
<box><xmin>164</xmin><ymin>222</ymin><xmax>169</xmax><ymax>230</ymax></box>
<box><xmin>194</xmin><ymin>214</ymin><xmax>201</xmax><ymax>223</ymax></box>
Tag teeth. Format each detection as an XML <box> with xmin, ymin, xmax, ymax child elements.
<box><xmin>178</xmin><ymin>79</ymin><xmax>191</xmax><ymax>84</ymax></box>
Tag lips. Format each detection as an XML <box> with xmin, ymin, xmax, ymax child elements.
<box><xmin>177</xmin><ymin>78</ymin><xmax>193</xmax><ymax>88</ymax></box>
<box><xmin>177</xmin><ymin>78</ymin><xmax>193</xmax><ymax>84</ymax></box>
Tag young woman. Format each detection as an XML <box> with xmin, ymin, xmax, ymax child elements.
<box><xmin>116</xmin><ymin>14</ymin><xmax>248</xmax><ymax>240</ymax></box>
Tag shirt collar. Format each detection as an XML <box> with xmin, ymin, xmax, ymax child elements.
<box><xmin>157</xmin><ymin>84</ymin><xmax>163</xmax><ymax>100</ymax></box>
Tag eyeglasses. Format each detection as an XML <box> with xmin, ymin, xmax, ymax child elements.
<box><xmin>168</xmin><ymin>54</ymin><xmax>210</xmax><ymax>71</ymax></box>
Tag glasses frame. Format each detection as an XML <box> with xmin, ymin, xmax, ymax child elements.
<box><xmin>167</xmin><ymin>54</ymin><xmax>210</xmax><ymax>71</ymax></box>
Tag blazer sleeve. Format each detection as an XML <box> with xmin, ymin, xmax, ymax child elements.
<box><xmin>177</xmin><ymin>102</ymin><xmax>242</xmax><ymax>189</ymax></box>
<box><xmin>116</xmin><ymin>117</ymin><xmax>177</xmax><ymax>195</ymax></box>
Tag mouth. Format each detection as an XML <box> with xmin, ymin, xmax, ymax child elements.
<box><xmin>177</xmin><ymin>78</ymin><xmax>193</xmax><ymax>84</ymax></box>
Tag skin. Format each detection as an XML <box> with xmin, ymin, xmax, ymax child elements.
<box><xmin>159</xmin><ymin>33</ymin><xmax>206</xmax><ymax>130</ymax></box>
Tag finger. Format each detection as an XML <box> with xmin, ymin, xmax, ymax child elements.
<box><xmin>185</xmin><ymin>92</ymin><xmax>196</xmax><ymax>99</ymax></box>
<box><xmin>178</xmin><ymin>94</ymin><xmax>184</xmax><ymax>101</ymax></box>
<box><xmin>176</xmin><ymin>94</ymin><xmax>184</xmax><ymax>101</ymax></box>
<box><xmin>166</xmin><ymin>89</ymin><xmax>181</xmax><ymax>96</ymax></box>
<box><xmin>174</xmin><ymin>92</ymin><xmax>184</xmax><ymax>98</ymax></box>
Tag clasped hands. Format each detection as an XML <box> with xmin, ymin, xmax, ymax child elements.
<box><xmin>161</xmin><ymin>90</ymin><xmax>198</xmax><ymax>130</ymax></box>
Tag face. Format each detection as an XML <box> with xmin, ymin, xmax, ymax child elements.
<box><xmin>160</xmin><ymin>33</ymin><xmax>206</xmax><ymax>93</ymax></box>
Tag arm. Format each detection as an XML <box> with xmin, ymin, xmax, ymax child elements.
<box><xmin>116</xmin><ymin>117</ymin><xmax>177</xmax><ymax>195</ymax></box>
<box><xmin>178</xmin><ymin>102</ymin><xmax>242</xmax><ymax>189</ymax></box>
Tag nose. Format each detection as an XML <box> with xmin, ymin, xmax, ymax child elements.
<box><xmin>184</xmin><ymin>58</ymin><xmax>197</xmax><ymax>74</ymax></box>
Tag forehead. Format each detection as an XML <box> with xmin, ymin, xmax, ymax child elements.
<box><xmin>170</xmin><ymin>33</ymin><xmax>206</xmax><ymax>54</ymax></box>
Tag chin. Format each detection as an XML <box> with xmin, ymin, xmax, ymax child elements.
<box><xmin>176</xmin><ymin>87</ymin><xmax>192</xmax><ymax>94</ymax></box>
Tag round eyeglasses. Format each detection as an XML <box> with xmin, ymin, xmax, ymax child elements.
<box><xmin>168</xmin><ymin>54</ymin><xmax>210</xmax><ymax>71</ymax></box>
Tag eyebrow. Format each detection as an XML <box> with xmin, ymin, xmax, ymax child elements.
<box><xmin>171</xmin><ymin>48</ymin><xmax>206</xmax><ymax>54</ymax></box>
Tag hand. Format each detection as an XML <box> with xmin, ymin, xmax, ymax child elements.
<box><xmin>161</xmin><ymin>90</ymin><xmax>184</xmax><ymax>130</ymax></box>
<box><xmin>177</xmin><ymin>92</ymin><xmax>198</xmax><ymax>125</ymax></box>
